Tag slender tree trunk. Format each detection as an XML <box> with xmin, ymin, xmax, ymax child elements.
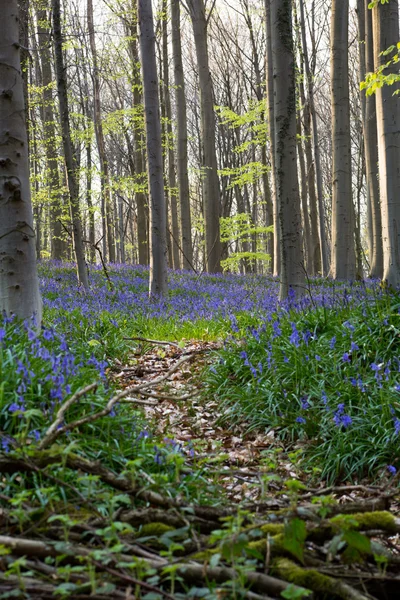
<box><xmin>162</xmin><ymin>3</ymin><xmax>180</xmax><ymax>269</ymax></box>
<box><xmin>296</xmin><ymin>118</ymin><xmax>312</xmax><ymax>273</ymax></box>
<box><xmin>0</xmin><ymin>0</ymin><xmax>42</xmax><ymax>322</ymax></box>
<box><xmin>265</xmin><ymin>0</ymin><xmax>280</xmax><ymax>277</ymax></box>
<box><xmin>87</xmin><ymin>0</ymin><xmax>115</xmax><ymax>263</ymax></box>
<box><xmin>52</xmin><ymin>0</ymin><xmax>89</xmax><ymax>288</ymax></box>
<box><xmin>126</xmin><ymin>4</ymin><xmax>149</xmax><ymax>265</ymax></box>
<box><xmin>372</xmin><ymin>0</ymin><xmax>400</xmax><ymax>286</ymax></box>
<box><xmin>299</xmin><ymin>0</ymin><xmax>328</xmax><ymax>275</ymax></box>
<box><xmin>187</xmin><ymin>0</ymin><xmax>221</xmax><ymax>273</ymax></box>
<box><xmin>36</xmin><ymin>7</ymin><xmax>64</xmax><ymax>260</ymax></box>
<box><xmin>357</xmin><ymin>0</ymin><xmax>383</xmax><ymax>278</ymax></box>
<box><xmin>330</xmin><ymin>0</ymin><xmax>356</xmax><ymax>279</ymax></box>
<box><xmin>271</xmin><ymin>0</ymin><xmax>305</xmax><ymax>299</ymax></box>
<box><xmin>138</xmin><ymin>0</ymin><xmax>168</xmax><ymax>296</ymax></box>
<box><xmin>171</xmin><ymin>0</ymin><xmax>193</xmax><ymax>270</ymax></box>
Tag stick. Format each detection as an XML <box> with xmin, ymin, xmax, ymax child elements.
<box><xmin>124</xmin><ymin>336</ymin><xmax>181</xmax><ymax>349</ymax></box>
<box><xmin>39</xmin><ymin>383</ymin><xmax>98</xmax><ymax>450</ymax></box>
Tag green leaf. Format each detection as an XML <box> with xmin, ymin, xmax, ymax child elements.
<box><xmin>281</xmin><ymin>583</ymin><xmax>312</xmax><ymax>599</ymax></box>
<box><xmin>343</xmin><ymin>530</ymin><xmax>371</xmax><ymax>554</ymax></box>
<box><xmin>282</xmin><ymin>518</ymin><xmax>307</xmax><ymax>563</ymax></box>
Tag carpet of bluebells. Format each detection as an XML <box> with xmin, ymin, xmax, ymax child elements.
<box><xmin>1</xmin><ymin>260</ymin><xmax>398</xmax><ymax>483</ymax></box>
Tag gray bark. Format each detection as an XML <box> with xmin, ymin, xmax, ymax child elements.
<box><xmin>36</xmin><ymin>7</ymin><xmax>63</xmax><ymax>260</ymax></box>
<box><xmin>271</xmin><ymin>0</ymin><xmax>305</xmax><ymax>299</ymax></box>
<box><xmin>138</xmin><ymin>0</ymin><xmax>168</xmax><ymax>296</ymax></box>
<box><xmin>171</xmin><ymin>0</ymin><xmax>193</xmax><ymax>270</ymax></box>
<box><xmin>0</xmin><ymin>0</ymin><xmax>42</xmax><ymax>322</ymax></box>
<box><xmin>299</xmin><ymin>0</ymin><xmax>329</xmax><ymax>275</ymax></box>
<box><xmin>330</xmin><ymin>0</ymin><xmax>356</xmax><ymax>280</ymax></box>
<box><xmin>52</xmin><ymin>0</ymin><xmax>89</xmax><ymax>288</ymax></box>
<box><xmin>162</xmin><ymin>1</ymin><xmax>180</xmax><ymax>270</ymax></box>
<box><xmin>187</xmin><ymin>0</ymin><xmax>221</xmax><ymax>273</ymax></box>
<box><xmin>357</xmin><ymin>0</ymin><xmax>382</xmax><ymax>278</ymax></box>
<box><xmin>87</xmin><ymin>0</ymin><xmax>115</xmax><ymax>263</ymax></box>
<box><xmin>126</xmin><ymin>5</ymin><xmax>149</xmax><ymax>265</ymax></box>
<box><xmin>265</xmin><ymin>0</ymin><xmax>280</xmax><ymax>276</ymax></box>
<box><xmin>372</xmin><ymin>0</ymin><xmax>400</xmax><ymax>286</ymax></box>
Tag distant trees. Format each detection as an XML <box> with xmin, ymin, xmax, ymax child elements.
<box><xmin>0</xmin><ymin>0</ymin><xmax>42</xmax><ymax>322</ymax></box>
<box><xmin>7</xmin><ymin>0</ymin><xmax>397</xmax><ymax>296</ymax></box>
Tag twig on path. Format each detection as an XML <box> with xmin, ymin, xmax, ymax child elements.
<box><xmin>124</xmin><ymin>336</ymin><xmax>181</xmax><ymax>349</ymax></box>
<box><xmin>39</xmin><ymin>382</ymin><xmax>98</xmax><ymax>450</ymax></box>
<box><xmin>39</xmin><ymin>355</ymin><xmax>193</xmax><ymax>448</ymax></box>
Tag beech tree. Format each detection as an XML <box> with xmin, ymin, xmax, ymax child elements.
<box><xmin>372</xmin><ymin>0</ymin><xmax>400</xmax><ymax>286</ymax></box>
<box><xmin>186</xmin><ymin>0</ymin><xmax>221</xmax><ymax>273</ymax></box>
<box><xmin>330</xmin><ymin>0</ymin><xmax>356</xmax><ymax>279</ymax></box>
<box><xmin>52</xmin><ymin>0</ymin><xmax>89</xmax><ymax>288</ymax></box>
<box><xmin>270</xmin><ymin>0</ymin><xmax>305</xmax><ymax>298</ymax></box>
<box><xmin>138</xmin><ymin>0</ymin><xmax>168</xmax><ymax>295</ymax></box>
<box><xmin>0</xmin><ymin>0</ymin><xmax>42</xmax><ymax>322</ymax></box>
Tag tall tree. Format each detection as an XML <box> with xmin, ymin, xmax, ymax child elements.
<box><xmin>87</xmin><ymin>0</ymin><xmax>115</xmax><ymax>263</ymax></box>
<box><xmin>265</xmin><ymin>0</ymin><xmax>280</xmax><ymax>276</ymax></box>
<box><xmin>36</xmin><ymin>4</ymin><xmax>64</xmax><ymax>260</ymax></box>
<box><xmin>138</xmin><ymin>0</ymin><xmax>168</xmax><ymax>295</ymax></box>
<box><xmin>298</xmin><ymin>0</ymin><xmax>329</xmax><ymax>276</ymax></box>
<box><xmin>357</xmin><ymin>0</ymin><xmax>382</xmax><ymax>278</ymax></box>
<box><xmin>171</xmin><ymin>0</ymin><xmax>193</xmax><ymax>270</ymax></box>
<box><xmin>372</xmin><ymin>0</ymin><xmax>400</xmax><ymax>286</ymax></box>
<box><xmin>125</xmin><ymin>1</ymin><xmax>149</xmax><ymax>265</ymax></box>
<box><xmin>52</xmin><ymin>0</ymin><xmax>89</xmax><ymax>288</ymax></box>
<box><xmin>270</xmin><ymin>0</ymin><xmax>305</xmax><ymax>298</ymax></box>
<box><xmin>330</xmin><ymin>0</ymin><xmax>356</xmax><ymax>279</ymax></box>
<box><xmin>187</xmin><ymin>0</ymin><xmax>221</xmax><ymax>273</ymax></box>
<box><xmin>161</xmin><ymin>1</ymin><xmax>180</xmax><ymax>269</ymax></box>
<box><xmin>0</xmin><ymin>0</ymin><xmax>42</xmax><ymax>322</ymax></box>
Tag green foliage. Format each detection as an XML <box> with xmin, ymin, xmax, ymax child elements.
<box><xmin>205</xmin><ymin>287</ymin><xmax>400</xmax><ymax>482</ymax></box>
<box><xmin>360</xmin><ymin>42</ymin><xmax>400</xmax><ymax>95</ymax></box>
<box><xmin>220</xmin><ymin>213</ymin><xmax>272</xmax><ymax>272</ymax></box>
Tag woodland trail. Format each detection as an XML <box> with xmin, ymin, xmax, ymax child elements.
<box><xmin>1</xmin><ymin>339</ymin><xmax>400</xmax><ymax>600</ymax></box>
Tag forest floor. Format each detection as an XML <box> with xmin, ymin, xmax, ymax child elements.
<box><xmin>1</xmin><ymin>263</ymin><xmax>400</xmax><ymax>600</ymax></box>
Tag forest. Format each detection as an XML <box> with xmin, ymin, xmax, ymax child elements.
<box><xmin>0</xmin><ymin>0</ymin><xmax>400</xmax><ymax>598</ymax></box>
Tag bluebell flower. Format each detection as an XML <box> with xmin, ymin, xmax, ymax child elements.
<box><xmin>387</xmin><ymin>465</ymin><xmax>397</xmax><ymax>475</ymax></box>
<box><xmin>296</xmin><ymin>416</ymin><xmax>306</xmax><ymax>424</ymax></box>
<box><xmin>0</xmin><ymin>328</ymin><xmax>5</xmax><ymax>342</ymax></box>
<box><xmin>330</xmin><ymin>336</ymin><xmax>337</xmax><ymax>349</ymax></box>
<box><xmin>342</xmin><ymin>352</ymin><xmax>351</xmax><ymax>363</ymax></box>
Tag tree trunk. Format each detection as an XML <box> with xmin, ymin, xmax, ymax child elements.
<box><xmin>372</xmin><ymin>0</ymin><xmax>400</xmax><ymax>286</ymax></box>
<box><xmin>171</xmin><ymin>0</ymin><xmax>193</xmax><ymax>270</ymax></box>
<box><xmin>187</xmin><ymin>0</ymin><xmax>221</xmax><ymax>273</ymax></box>
<box><xmin>299</xmin><ymin>0</ymin><xmax>329</xmax><ymax>275</ymax></box>
<box><xmin>330</xmin><ymin>0</ymin><xmax>356</xmax><ymax>280</ymax></box>
<box><xmin>87</xmin><ymin>0</ymin><xmax>115</xmax><ymax>263</ymax></box>
<box><xmin>126</xmin><ymin>4</ymin><xmax>149</xmax><ymax>265</ymax></box>
<box><xmin>265</xmin><ymin>0</ymin><xmax>280</xmax><ymax>277</ymax></box>
<box><xmin>36</xmin><ymin>7</ymin><xmax>64</xmax><ymax>260</ymax></box>
<box><xmin>52</xmin><ymin>0</ymin><xmax>89</xmax><ymax>289</ymax></box>
<box><xmin>162</xmin><ymin>3</ymin><xmax>180</xmax><ymax>270</ymax></box>
<box><xmin>356</xmin><ymin>0</ymin><xmax>382</xmax><ymax>279</ymax></box>
<box><xmin>296</xmin><ymin>118</ymin><xmax>312</xmax><ymax>273</ymax></box>
<box><xmin>137</xmin><ymin>0</ymin><xmax>168</xmax><ymax>296</ymax></box>
<box><xmin>0</xmin><ymin>0</ymin><xmax>42</xmax><ymax>322</ymax></box>
<box><xmin>270</xmin><ymin>0</ymin><xmax>305</xmax><ymax>299</ymax></box>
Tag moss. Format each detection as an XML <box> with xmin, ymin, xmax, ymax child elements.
<box><xmin>259</xmin><ymin>522</ymin><xmax>284</xmax><ymax>535</ymax></box>
<box><xmin>249</xmin><ymin>533</ymin><xmax>285</xmax><ymax>555</ymax></box>
<box><xmin>330</xmin><ymin>511</ymin><xmax>396</xmax><ymax>533</ymax></box>
<box><xmin>274</xmin><ymin>558</ymin><xmax>334</xmax><ymax>594</ymax></box>
<box><xmin>139</xmin><ymin>522</ymin><xmax>175</xmax><ymax>536</ymax></box>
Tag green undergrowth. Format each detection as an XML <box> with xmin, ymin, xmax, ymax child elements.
<box><xmin>205</xmin><ymin>289</ymin><xmax>400</xmax><ymax>483</ymax></box>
